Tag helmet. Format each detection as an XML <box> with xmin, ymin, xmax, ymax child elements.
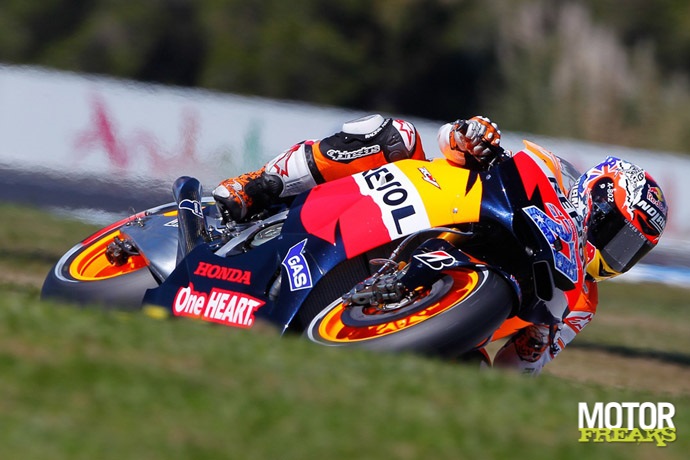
<box><xmin>570</xmin><ymin>156</ymin><xmax>668</xmax><ymax>281</ymax></box>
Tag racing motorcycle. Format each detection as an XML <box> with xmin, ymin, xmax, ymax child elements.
<box><xmin>42</xmin><ymin>140</ymin><xmax>586</xmax><ymax>357</ymax></box>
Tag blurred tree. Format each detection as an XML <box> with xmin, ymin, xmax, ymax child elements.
<box><xmin>488</xmin><ymin>0</ymin><xmax>690</xmax><ymax>151</ymax></box>
<box><xmin>1</xmin><ymin>0</ymin><xmax>690</xmax><ymax>152</ymax></box>
<box><xmin>48</xmin><ymin>0</ymin><xmax>205</xmax><ymax>85</ymax></box>
<box><xmin>0</xmin><ymin>0</ymin><xmax>93</xmax><ymax>62</ymax></box>
<box><xmin>583</xmin><ymin>0</ymin><xmax>690</xmax><ymax>75</ymax></box>
<box><xmin>197</xmin><ymin>0</ymin><xmax>496</xmax><ymax>120</ymax></box>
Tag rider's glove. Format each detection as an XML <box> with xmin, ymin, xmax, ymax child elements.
<box><xmin>450</xmin><ymin>116</ymin><xmax>502</xmax><ymax>163</ymax></box>
<box><xmin>492</xmin><ymin>325</ymin><xmax>551</xmax><ymax>375</ymax></box>
<box><xmin>213</xmin><ymin>178</ymin><xmax>252</xmax><ymax>222</ymax></box>
<box><xmin>212</xmin><ymin>168</ymin><xmax>283</xmax><ymax>223</ymax></box>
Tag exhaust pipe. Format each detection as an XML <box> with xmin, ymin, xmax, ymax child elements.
<box><xmin>172</xmin><ymin>176</ymin><xmax>208</xmax><ymax>263</ymax></box>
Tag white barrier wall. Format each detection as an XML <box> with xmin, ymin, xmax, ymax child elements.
<box><xmin>0</xmin><ymin>65</ymin><xmax>363</xmax><ymax>184</ymax></box>
<box><xmin>0</xmin><ymin>64</ymin><xmax>688</xmax><ymax>248</ymax></box>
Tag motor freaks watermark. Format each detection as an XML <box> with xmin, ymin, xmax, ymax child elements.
<box><xmin>578</xmin><ymin>402</ymin><xmax>676</xmax><ymax>446</ymax></box>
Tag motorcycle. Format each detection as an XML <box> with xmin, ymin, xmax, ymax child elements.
<box><xmin>42</xmin><ymin>140</ymin><xmax>587</xmax><ymax>357</ymax></box>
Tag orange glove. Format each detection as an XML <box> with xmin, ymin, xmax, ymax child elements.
<box><xmin>212</xmin><ymin>168</ymin><xmax>267</xmax><ymax>222</ymax></box>
<box><xmin>450</xmin><ymin>116</ymin><xmax>502</xmax><ymax>162</ymax></box>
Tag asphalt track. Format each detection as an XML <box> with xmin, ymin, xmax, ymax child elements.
<box><xmin>2</xmin><ymin>166</ymin><xmax>689</xmax><ymax>287</ymax></box>
<box><xmin>0</xmin><ymin>166</ymin><xmax>172</xmax><ymax>214</ymax></box>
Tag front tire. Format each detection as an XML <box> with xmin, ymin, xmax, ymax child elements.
<box><xmin>305</xmin><ymin>267</ymin><xmax>515</xmax><ymax>356</ymax></box>
<box><xmin>41</xmin><ymin>218</ymin><xmax>158</xmax><ymax>309</ymax></box>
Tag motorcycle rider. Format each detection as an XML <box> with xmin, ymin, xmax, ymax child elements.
<box><xmin>212</xmin><ymin>114</ymin><xmax>668</xmax><ymax>375</ymax></box>
<box><xmin>212</xmin><ymin>115</ymin><xmax>427</xmax><ymax>223</ymax></box>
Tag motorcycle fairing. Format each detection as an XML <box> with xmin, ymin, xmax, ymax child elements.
<box><xmin>144</xmin><ymin>143</ymin><xmax>587</xmax><ymax>332</ymax></box>
<box><xmin>521</xmin><ymin>140</ymin><xmax>572</xmax><ymax>195</ymax></box>
<box><xmin>144</xmin><ymin>159</ymin><xmax>486</xmax><ymax>330</ymax></box>
<box><xmin>143</xmin><ymin>243</ymin><xmax>279</xmax><ymax>322</ymax></box>
<box><xmin>298</xmin><ymin>159</ymin><xmax>483</xmax><ymax>259</ymax></box>
<box><xmin>510</xmin><ymin>150</ymin><xmax>587</xmax><ymax>323</ymax></box>
<box><xmin>513</xmin><ymin>150</ymin><xmax>586</xmax><ymax>290</ymax></box>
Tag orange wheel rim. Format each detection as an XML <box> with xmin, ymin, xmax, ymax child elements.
<box><xmin>69</xmin><ymin>230</ymin><xmax>147</xmax><ymax>281</ymax></box>
<box><xmin>317</xmin><ymin>269</ymin><xmax>480</xmax><ymax>343</ymax></box>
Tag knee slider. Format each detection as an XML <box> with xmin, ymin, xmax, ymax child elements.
<box><xmin>342</xmin><ymin>114</ymin><xmax>386</xmax><ymax>135</ymax></box>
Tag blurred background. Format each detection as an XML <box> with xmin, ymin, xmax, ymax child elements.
<box><xmin>3</xmin><ymin>0</ymin><xmax>690</xmax><ymax>151</ymax></box>
<box><xmin>1</xmin><ymin>5</ymin><xmax>689</xmax><ymax>456</ymax></box>
<box><xmin>0</xmin><ymin>4</ymin><xmax>690</xmax><ymax>460</ymax></box>
<box><xmin>1</xmin><ymin>0</ymin><xmax>689</xmax><ymax>261</ymax></box>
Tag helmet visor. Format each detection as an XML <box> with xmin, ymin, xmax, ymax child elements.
<box><xmin>590</xmin><ymin>200</ymin><xmax>654</xmax><ymax>273</ymax></box>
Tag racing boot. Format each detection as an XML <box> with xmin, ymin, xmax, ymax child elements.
<box><xmin>212</xmin><ymin>167</ymin><xmax>283</xmax><ymax>222</ymax></box>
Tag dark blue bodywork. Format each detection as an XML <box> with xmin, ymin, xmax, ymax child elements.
<box><xmin>143</xmin><ymin>153</ymin><xmax>586</xmax><ymax>332</ymax></box>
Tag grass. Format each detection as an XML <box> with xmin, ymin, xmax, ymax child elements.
<box><xmin>578</xmin><ymin>282</ymin><xmax>690</xmax><ymax>358</ymax></box>
<box><xmin>1</xmin><ymin>201</ymin><xmax>689</xmax><ymax>459</ymax></box>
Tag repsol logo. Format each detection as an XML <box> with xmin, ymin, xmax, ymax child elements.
<box><xmin>578</xmin><ymin>402</ymin><xmax>676</xmax><ymax>446</ymax></box>
<box><xmin>361</xmin><ymin>166</ymin><xmax>418</xmax><ymax>236</ymax></box>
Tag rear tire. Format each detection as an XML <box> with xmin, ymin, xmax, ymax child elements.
<box><xmin>305</xmin><ymin>267</ymin><xmax>515</xmax><ymax>356</ymax></box>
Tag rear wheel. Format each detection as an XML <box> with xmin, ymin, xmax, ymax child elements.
<box><xmin>305</xmin><ymin>267</ymin><xmax>515</xmax><ymax>356</ymax></box>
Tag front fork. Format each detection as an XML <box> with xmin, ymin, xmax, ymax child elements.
<box><xmin>343</xmin><ymin>234</ymin><xmax>476</xmax><ymax>309</ymax></box>
<box><xmin>398</xmin><ymin>236</ymin><xmax>474</xmax><ymax>291</ymax></box>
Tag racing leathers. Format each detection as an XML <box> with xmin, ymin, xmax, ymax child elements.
<box><xmin>213</xmin><ymin>114</ymin><xmax>425</xmax><ymax>222</ymax></box>
<box><xmin>213</xmin><ymin>113</ymin><xmax>597</xmax><ymax>375</ymax></box>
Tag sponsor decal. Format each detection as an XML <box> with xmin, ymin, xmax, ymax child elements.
<box><xmin>172</xmin><ymin>282</ymin><xmax>264</xmax><ymax>328</ymax></box>
<box><xmin>356</xmin><ymin>165</ymin><xmax>428</xmax><ymax>238</ymax></box>
<box><xmin>282</xmin><ymin>239</ymin><xmax>313</xmax><ymax>291</ymax></box>
<box><xmin>578</xmin><ymin>402</ymin><xmax>676</xmax><ymax>446</ymax></box>
<box><xmin>413</xmin><ymin>250</ymin><xmax>457</xmax><ymax>270</ymax></box>
<box><xmin>194</xmin><ymin>261</ymin><xmax>251</xmax><ymax>285</ymax></box>
<box><xmin>523</xmin><ymin>203</ymin><xmax>579</xmax><ymax>284</ymax></box>
<box><xmin>178</xmin><ymin>199</ymin><xmax>203</xmax><ymax>218</ymax></box>
<box><xmin>364</xmin><ymin>117</ymin><xmax>389</xmax><ymax>139</ymax></box>
<box><xmin>647</xmin><ymin>186</ymin><xmax>666</xmax><ymax>211</ymax></box>
<box><xmin>636</xmin><ymin>199</ymin><xmax>666</xmax><ymax>234</ymax></box>
<box><xmin>419</xmin><ymin>167</ymin><xmax>441</xmax><ymax>189</ymax></box>
<box><xmin>599</xmin><ymin>180</ymin><xmax>615</xmax><ymax>203</ymax></box>
<box><xmin>325</xmin><ymin>144</ymin><xmax>381</xmax><ymax>162</ymax></box>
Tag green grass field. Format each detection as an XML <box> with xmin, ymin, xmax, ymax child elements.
<box><xmin>1</xmin><ymin>202</ymin><xmax>688</xmax><ymax>460</ymax></box>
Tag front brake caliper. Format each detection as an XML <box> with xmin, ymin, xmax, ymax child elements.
<box><xmin>342</xmin><ymin>270</ymin><xmax>408</xmax><ymax>308</ymax></box>
<box><xmin>105</xmin><ymin>236</ymin><xmax>140</xmax><ymax>266</ymax></box>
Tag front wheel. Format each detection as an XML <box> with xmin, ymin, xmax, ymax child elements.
<box><xmin>305</xmin><ymin>267</ymin><xmax>515</xmax><ymax>356</ymax></box>
<box><xmin>41</xmin><ymin>214</ymin><xmax>160</xmax><ymax>309</ymax></box>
